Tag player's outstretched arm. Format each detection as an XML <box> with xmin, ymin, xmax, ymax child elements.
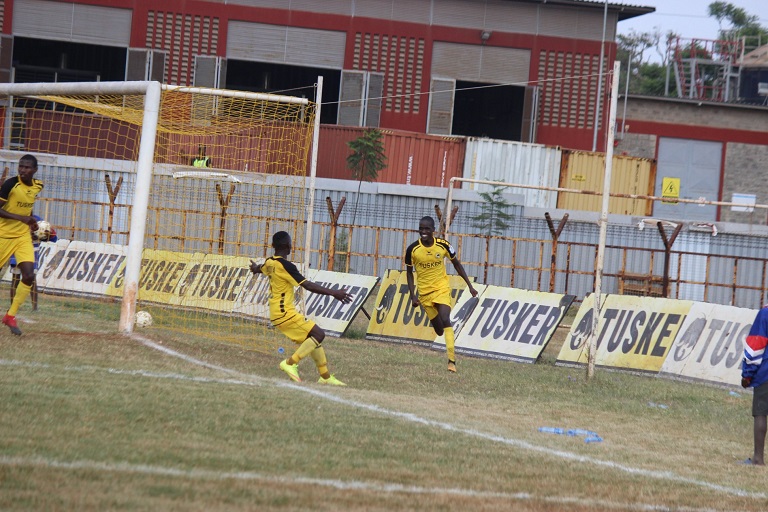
<box><xmin>451</xmin><ymin>257</ymin><xmax>478</xmax><ymax>297</ymax></box>
<box><xmin>302</xmin><ymin>281</ymin><xmax>353</xmax><ymax>303</ymax></box>
<box><xmin>249</xmin><ymin>260</ymin><xmax>263</xmax><ymax>274</ymax></box>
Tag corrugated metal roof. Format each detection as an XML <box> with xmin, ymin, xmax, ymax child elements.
<box><xmin>740</xmin><ymin>43</ymin><xmax>768</xmax><ymax>68</ymax></box>
<box><xmin>501</xmin><ymin>0</ymin><xmax>655</xmax><ymax>21</ymax></box>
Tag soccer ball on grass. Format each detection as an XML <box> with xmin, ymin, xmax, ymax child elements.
<box><xmin>33</xmin><ymin>220</ymin><xmax>51</xmax><ymax>241</ymax></box>
<box><xmin>135</xmin><ymin>310</ymin><xmax>153</xmax><ymax>328</ymax></box>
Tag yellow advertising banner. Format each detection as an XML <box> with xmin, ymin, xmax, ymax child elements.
<box><xmin>366</xmin><ymin>269</ymin><xmax>471</xmax><ymax>346</ymax></box>
<box><xmin>106</xmin><ymin>249</ymin><xmax>205</xmax><ymax>303</ymax></box>
<box><xmin>179</xmin><ymin>253</ymin><xmax>254</xmax><ymax>312</ymax></box>
<box><xmin>557</xmin><ymin>294</ymin><xmax>693</xmax><ymax>373</ymax></box>
<box><xmin>436</xmin><ymin>286</ymin><xmax>575</xmax><ymax>362</ymax></box>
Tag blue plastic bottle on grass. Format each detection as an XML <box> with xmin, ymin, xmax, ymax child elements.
<box><xmin>584</xmin><ymin>435</ymin><xmax>603</xmax><ymax>443</ymax></box>
<box><xmin>538</xmin><ymin>427</ymin><xmax>564</xmax><ymax>434</ymax></box>
<box><xmin>567</xmin><ymin>429</ymin><xmax>598</xmax><ymax>437</ymax></box>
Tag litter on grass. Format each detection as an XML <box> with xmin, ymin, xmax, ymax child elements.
<box><xmin>538</xmin><ymin>426</ymin><xmax>602</xmax><ymax>443</ymax></box>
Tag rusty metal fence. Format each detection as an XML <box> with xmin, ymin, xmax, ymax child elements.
<box><xmin>314</xmin><ymin>201</ymin><xmax>768</xmax><ymax>309</ymax></box>
<box><xmin>7</xmin><ymin>157</ymin><xmax>768</xmax><ymax>310</ymax></box>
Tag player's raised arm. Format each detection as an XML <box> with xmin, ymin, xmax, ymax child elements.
<box><xmin>301</xmin><ymin>280</ymin><xmax>353</xmax><ymax>303</ymax></box>
<box><xmin>249</xmin><ymin>259</ymin><xmax>263</xmax><ymax>274</ymax></box>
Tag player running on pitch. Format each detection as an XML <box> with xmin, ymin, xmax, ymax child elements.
<box><xmin>0</xmin><ymin>154</ymin><xmax>44</xmax><ymax>335</ymax></box>
<box><xmin>405</xmin><ymin>215</ymin><xmax>478</xmax><ymax>373</ymax></box>
<box><xmin>250</xmin><ymin>231</ymin><xmax>352</xmax><ymax>385</ymax></box>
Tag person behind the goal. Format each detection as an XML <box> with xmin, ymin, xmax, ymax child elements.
<box><xmin>405</xmin><ymin>215</ymin><xmax>478</xmax><ymax>373</ymax></box>
<box><xmin>0</xmin><ymin>154</ymin><xmax>44</xmax><ymax>335</ymax></box>
<box><xmin>250</xmin><ymin>231</ymin><xmax>352</xmax><ymax>385</ymax></box>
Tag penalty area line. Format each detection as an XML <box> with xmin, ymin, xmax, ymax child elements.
<box><xmin>130</xmin><ymin>334</ymin><xmax>765</xmax><ymax>501</ymax></box>
<box><xmin>0</xmin><ymin>455</ymin><xmax>726</xmax><ymax>512</ymax></box>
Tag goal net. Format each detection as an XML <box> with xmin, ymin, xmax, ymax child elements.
<box><xmin>0</xmin><ymin>81</ymin><xmax>320</xmax><ymax>353</ymax></box>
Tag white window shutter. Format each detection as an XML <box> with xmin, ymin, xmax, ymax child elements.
<box><xmin>427</xmin><ymin>78</ymin><xmax>455</xmax><ymax>135</ymax></box>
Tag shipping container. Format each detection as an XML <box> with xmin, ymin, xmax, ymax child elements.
<box><xmin>316</xmin><ymin>125</ymin><xmax>466</xmax><ymax>187</ymax></box>
<box><xmin>557</xmin><ymin>149</ymin><xmax>656</xmax><ymax>216</ymax></box>
<box><xmin>462</xmin><ymin>137</ymin><xmax>561</xmax><ymax>208</ymax></box>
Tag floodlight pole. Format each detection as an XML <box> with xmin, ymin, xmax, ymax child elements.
<box><xmin>587</xmin><ymin>61</ymin><xmax>620</xmax><ymax>380</ymax></box>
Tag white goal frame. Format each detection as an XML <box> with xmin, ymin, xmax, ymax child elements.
<box><xmin>0</xmin><ymin>80</ymin><xmax>321</xmax><ymax>332</ymax></box>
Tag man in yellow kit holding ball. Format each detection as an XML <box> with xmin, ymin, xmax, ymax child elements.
<box><xmin>0</xmin><ymin>154</ymin><xmax>44</xmax><ymax>335</ymax></box>
<box><xmin>250</xmin><ymin>231</ymin><xmax>352</xmax><ymax>385</ymax></box>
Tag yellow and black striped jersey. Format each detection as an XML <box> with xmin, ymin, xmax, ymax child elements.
<box><xmin>0</xmin><ymin>176</ymin><xmax>43</xmax><ymax>239</ymax></box>
<box><xmin>260</xmin><ymin>255</ymin><xmax>306</xmax><ymax>321</ymax></box>
<box><xmin>404</xmin><ymin>237</ymin><xmax>456</xmax><ymax>295</ymax></box>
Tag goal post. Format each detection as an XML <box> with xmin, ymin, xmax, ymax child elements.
<box><xmin>0</xmin><ymin>79</ymin><xmax>322</xmax><ymax>352</ymax></box>
<box><xmin>121</xmin><ymin>81</ymin><xmax>160</xmax><ymax>332</ymax></box>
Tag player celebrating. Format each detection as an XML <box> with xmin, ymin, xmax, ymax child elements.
<box><xmin>405</xmin><ymin>215</ymin><xmax>478</xmax><ymax>373</ymax></box>
<box><xmin>0</xmin><ymin>154</ymin><xmax>44</xmax><ymax>335</ymax></box>
<box><xmin>250</xmin><ymin>231</ymin><xmax>352</xmax><ymax>385</ymax></box>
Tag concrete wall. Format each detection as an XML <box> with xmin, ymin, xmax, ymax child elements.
<box><xmin>721</xmin><ymin>142</ymin><xmax>768</xmax><ymax>224</ymax></box>
<box><xmin>615</xmin><ymin>132</ymin><xmax>656</xmax><ymax>159</ymax></box>
<box><xmin>623</xmin><ymin>96</ymin><xmax>768</xmax><ymax>132</ymax></box>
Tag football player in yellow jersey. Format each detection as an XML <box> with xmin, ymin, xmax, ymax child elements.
<box><xmin>250</xmin><ymin>231</ymin><xmax>353</xmax><ymax>385</ymax></box>
<box><xmin>0</xmin><ymin>154</ymin><xmax>44</xmax><ymax>335</ymax></box>
<box><xmin>405</xmin><ymin>216</ymin><xmax>478</xmax><ymax>373</ymax></box>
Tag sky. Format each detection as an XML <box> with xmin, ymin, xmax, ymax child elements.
<box><xmin>616</xmin><ymin>0</ymin><xmax>767</xmax><ymax>41</ymax></box>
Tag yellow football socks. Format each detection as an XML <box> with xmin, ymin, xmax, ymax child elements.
<box><xmin>310</xmin><ymin>346</ymin><xmax>329</xmax><ymax>376</ymax></box>
<box><xmin>291</xmin><ymin>336</ymin><xmax>321</xmax><ymax>363</ymax></box>
<box><xmin>444</xmin><ymin>326</ymin><xmax>456</xmax><ymax>362</ymax></box>
<box><xmin>8</xmin><ymin>282</ymin><xmax>31</xmax><ymax>316</ymax></box>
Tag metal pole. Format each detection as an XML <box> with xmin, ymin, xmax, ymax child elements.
<box><xmin>591</xmin><ymin>0</ymin><xmax>608</xmax><ymax>152</ymax></box>
<box><xmin>444</xmin><ymin>177</ymin><xmax>457</xmax><ymax>236</ymax></box>
<box><xmin>303</xmin><ymin>76</ymin><xmax>323</xmax><ymax>276</ymax></box>
<box><xmin>622</xmin><ymin>51</ymin><xmax>631</xmax><ymax>137</ymax></box>
<box><xmin>587</xmin><ymin>61</ymin><xmax>620</xmax><ymax>380</ymax></box>
<box><xmin>120</xmin><ymin>81</ymin><xmax>161</xmax><ymax>332</ymax></box>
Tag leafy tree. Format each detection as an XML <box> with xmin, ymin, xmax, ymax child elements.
<box><xmin>347</xmin><ymin>128</ymin><xmax>386</xmax><ymax>185</ymax></box>
<box><xmin>473</xmin><ymin>184</ymin><xmax>514</xmax><ymax>235</ymax></box>
<box><xmin>708</xmin><ymin>2</ymin><xmax>768</xmax><ymax>48</ymax></box>
<box><xmin>617</xmin><ymin>29</ymin><xmax>674</xmax><ymax>97</ymax></box>
<box><xmin>473</xmin><ymin>184</ymin><xmax>515</xmax><ymax>282</ymax></box>
<box><xmin>344</xmin><ymin>128</ymin><xmax>387</xmax><ymax>257</ymax></box>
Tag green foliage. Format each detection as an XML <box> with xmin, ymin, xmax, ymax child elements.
<box><xmin>617</xmin><ymin>29</ymin><xmax>674</xmax><ymax>97</ymax></box>
<box><xmin>708</xmin><ymin>1</ymin><xmax>768</xmax><ymax>47</ymax></box>
<box><xmin>472</xmin><ymin>184</ymin><xmax>514</xmax><ymax>236</ymax></box>
<box><xmin>346</xmin><ymin>129</ymin><xmax>387</xmax><ymax>227</ymax></box>
<box><xmin>346</xmin><ymin>128</ymin><xmax>387</xmax><ymax>183</ymax></box>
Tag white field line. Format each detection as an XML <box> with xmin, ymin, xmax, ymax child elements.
<box><xmin>129</xmin><ymin>336</ymin><xmax>767</xmax><ymax>501</ymax></box>
<box><xmin>3</xmin><ymin>335</ymin><xmax>764</xmax><ymax>506</ymax></box>
<box><xmin>0</xmin><ymin>359</ymin><xmax>261</xmax><ymax>388</ymax></box>
<box><xmin>0</xmin><ymin>454</ymin><xmax>725</xmax><ymax>512</ymax></box>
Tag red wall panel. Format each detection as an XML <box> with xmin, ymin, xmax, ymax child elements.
<box><xmin>317</xmin><ymin>125</ymin><xmax>465</xmax><ymax>188</ymax></box>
